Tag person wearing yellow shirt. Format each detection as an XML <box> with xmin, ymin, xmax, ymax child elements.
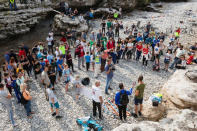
<box><xmin>59</xmin><ymin>43</ymin><xmax>66</xmax><ymax>58</ymax></box>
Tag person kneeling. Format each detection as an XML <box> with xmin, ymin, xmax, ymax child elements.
<box><xmin>176</xmin><ymin>55</ymin><xmax>186</xmax><ymax>69</ymax></box>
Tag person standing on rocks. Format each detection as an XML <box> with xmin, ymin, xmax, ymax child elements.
<box><xmin>92</xmin><ymin>81</ymin><xmax>103</xmax><ymax>119</ymax></box>
<box><xmin>105</xmin><ymin>57</ymin><xmax>114</xmax><ymax>95</ymax></box>
<box><xmin>132</xmin><ymin>75</ymin><xmax>145</xmax><ymax>118</ymax></box>
<box><xmin>46</xmin><ymin>84</ymin><xmax>62</xmax><ymax>119</ymax></box>
<box><xmin>115</xmin><ymin>83</ymin><xmax>134</xmax><ymax>121</ymax></box>
<box><xmin>0</xmin><ymin>83</ymin><xmax>16</xmax><ymax>127</ymax></box>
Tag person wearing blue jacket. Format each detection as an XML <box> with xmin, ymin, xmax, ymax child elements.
<box><xmin>115</xmin><ymin>83</ymin><xmax>133</xmax><ymax>121</ymax></box>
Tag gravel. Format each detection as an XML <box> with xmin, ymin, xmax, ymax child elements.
<box><xmin>1</xmin><ymin>1</ymin><xmax>197</xmax><ymax>131</ymax></box>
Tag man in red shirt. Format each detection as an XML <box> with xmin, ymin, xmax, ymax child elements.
<box><xmin>77</xmin><ymin>44</ymin><xmax>85</xmax><ymax>70</ymax></box>
<box><xmin>60</xmin><ymin>32</ymin><xmax>67</xmax><ymax>42</ymax></box>
<box><xmin>136</xmin><ymin>41</ymin><xmax>143</xmax><ymax>61</ymax></box>
<box><xmin>107</xmin><ymin>37</ymin><xmax>115</xmax><ymax>50</ymax></box>
<box><xmin>18</xmin><ymin>47</ymin><xmax>26</xmax><ymax>59</ymax></box>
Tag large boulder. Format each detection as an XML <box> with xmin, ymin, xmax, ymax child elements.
<box><xmin>113</xmin><ymin>109</ymin><xmax>197</xmax><ymax>131</ymax></box>
<box><xmin>52</xmin><ymin>14</ymin><xmax>88</xmax><ymax>35</ymax></box>
<box><xmin>161</xmin><ymin>66</ymin><xmax>197</xmax><ymax>110</ymax></box>
<box><xmin>142</xmin><ymin>100</ymin><xmax>165</xmax><ymax>121</ymax></box>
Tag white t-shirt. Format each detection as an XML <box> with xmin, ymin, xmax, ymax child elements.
<box><xmin>81</xmin><ymin>41</ymin><xmax>86</xmax><ymax>48</ymax></box>
<box><xmin>46</xmin><ymin>37</ymin><xmax>53</xmax><ymax>46</ymax></box>
<box><xmin>92</xmin><ymin>86</ymin><xmax>102</xmax><ymax>103</ymax></box>
<box><xmin>176</xmin><ymin>48</ymin><xmax>185</xmax><ymax>58</ymax></box>
<box><xmin>76</xmin><ymin>40</ymin><xmax>80</xmax><ymax>45</ymax></box>
<box><xmin>46</xmin><ymin>88</ymin><xmax>58</xmax><ymax>104</ymax></box>
<box><xmin>154</xmin><ymin>46</ymin><xmax>160</xmax><ymax>54</ymax></box>
<box><xmin>55</xmin><ymin>50</ymin><xmax>62</xmax><ymax>58</ymax></box>
<box><xmin>127</xmin><ymin>43</ymin><xmax>133</xmax><ymax>50</ymax></box>
<box><xmin>165</xmin><ymin>53</ymin><xmax>172</xmax><ymax>60</ymax></box>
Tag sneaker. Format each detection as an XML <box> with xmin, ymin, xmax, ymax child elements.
<box><xmin>138</xmin><ymin>111</ymin><xmax>142</xmax><ymax>116</ymax></box>
<box><xmin>132</xmin><ymin>113</ymin><xmax>138</xmax><ymax>118</ymax></box>
<box><xmin>105</xmin><ymin>92</ymin><xmax>109</xmax><ymax>95</ymax></box>
<box><xmin>56</xmin><ymin>115</ymin><xmax>63</xmax><ymax>119</ymax></box>
<box><xmin>13</xmin><ymin>123</ymin><xmax>17</xmax><ymax>127</ymax></box>
<box><xmin>52</xmin><ymin>112</ymin><xmax>56</xmax><ymax>116</ymax></box>
<box><xmin>99</xmin><ymin>117</ymin><xmax>103</xmax><ymax>120</ymax></box>
<box><xmin>108</xmin><ymin>87</ymin><xmax>113</xmax><ymax>90</ymax></box>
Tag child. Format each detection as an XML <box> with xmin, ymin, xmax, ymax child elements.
<box><xmin>164</xmin><ymin>50</ymin><xmax>172</xmax><ymax>71</ymax></box>
<box><xmin>187</xmin><ymin>53</ymin><xmax>194</xmax><ymax>65</ymax></box>
<box><xmin>46</xmin><ymin>85</ymin><xmax>62</xmax><ymax>119</ymax></box>
<box><xmin>90</xmin><ymin>52</ymin><xmax>95</xmax><ymax>71</ymax></box>
<box><xmin>85</xmin><ymin>52</ymin><xmax>91</xmax><ymax>71</ymax></box>
<box><xmin>73</xmin><ymin>76</ymin><xmax>81</xmax><ymax>100</ymax></box>
<box><xmin>142</xmin><ymin>44</ymin><xmax>149</xmax><ymax>66</ymax></box>
<box><xmin>63</xmin><ymin>64</ymin><xmax>71</xmax><ymax>92</ymax></box>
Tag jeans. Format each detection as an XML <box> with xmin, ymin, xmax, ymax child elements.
<box><xmin>94</xmin><ymin>64</ymin><xmax>100</xmax><ymax>78</ymax></box>
<box><xmin>105</xmin><ymin>77</ymin><xmax>112</xmax><ymax>93</ymax></box>
<box><xmin>93</xmin><ymin>100</ymin><xmax>102</xmax><ymax>119</ymax></box>
<box><xmin>78</xmin><ymin>57</ymin><xmax>84</xmax><ymax>69</ymax></box>
<box><xmin>24</xmin><ymin>101</ymin><xmax>31</xmax><ymax>116</ymax></box>
<box><xmin>4</xmin><ymin>104</ymin><xmax>15</xmax><ymax>125</ymax></box>
<box><xmin>48</xmin><ymin>45</ymin><xmax>53</xmax><ymax>54</ymax></box>
<box><xmin>118</xmin><ymin>105</ymin><xmax>127</xmax><ymax>120</ymax></box>
<box><xmin>170</xmin><ymin>57</ymin><xmax>179</xmax><ymax>69</ymax></box>
<box><xmin>136</xmin><ymin>50</ymin><xmax>142</xmax><ymax>61</ymax></box>
<box><xmin>13</xmin><ymin>86</ymin><xmax>22</xmax><ymax>103</ymax></box>
<box><xmin>9</xmin><ymin>2</ymin><xmax>17</xmax><ymax>11</ymax></box>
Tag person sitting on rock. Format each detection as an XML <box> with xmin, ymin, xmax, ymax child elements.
<box><xmin>175</xmin><ymin>55</ymin><xmax>186</xmax><ymax>69</ymax></box>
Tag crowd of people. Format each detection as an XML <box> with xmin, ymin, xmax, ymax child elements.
<box><xmin>0</xmin><ymin>7</ymin><xmax>197</xmax><ymax>127</ymax></box>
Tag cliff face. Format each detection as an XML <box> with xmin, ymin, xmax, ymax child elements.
<box><xmin>0</xmin><ymin>1</ymin><xmax>53</xmax><ymax>40</ymax></box>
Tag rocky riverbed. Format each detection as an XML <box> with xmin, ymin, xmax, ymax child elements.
<box><xmin>0</xmin><ymin>1</ymin><xmax>197</xmax><ymax>131</ymax></box>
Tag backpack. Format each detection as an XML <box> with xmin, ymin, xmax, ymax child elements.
<box><xmin>20</xmin><ymin>92</ymin><xmax>28</xmax><ymax>105</ymax></box>
<box><xmin>119</xmin><ymin>91</ymin><xmax>129</xmax><ymax>105</ymax></box>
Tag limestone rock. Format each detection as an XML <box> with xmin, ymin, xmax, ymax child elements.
<box><xmin>113</xmin><ymin>109</ymin><xmax>197</xmax><ymax>131</ymax></box>
<box><xmin>161</xmin><ymin>66</ymin><xmax>197</xmax><ymax>109</ymax></box>
<box><xmin>93</xmin><ymin>8</ymin><xmax>121</xmax><ymax>18</ymax></box>
<box><xmin>64</xmin><ymin>0</ymin><xmax>102</xmax><ymax>8</ymax></box>
<box><xmin>142</xmin><ymin>100</ymin><xmax>165</xmax><ymax>121</ymax></box>
<box><xmin>185</xmin><ymin>70</ymin><xmax>197</xmax><ymax>83</ymax></box>
<box><xmin>53</xmin><ymin>14</ymin><xmax>88</xmax><ymax>34</ymax></box>
<box><xmin>113</xmin><ymin>121</ymin><xmax>165</xmax><ymax>131</ymax></box>
<box><xmin>0</xmin><ymin>7</ymin><xmax>52</xmax><ymax>40</ymax></box>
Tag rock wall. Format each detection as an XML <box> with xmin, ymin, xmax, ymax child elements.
<box><xmin>0</xmin><ymin>0</ymin><xmax>53</xmax><ymax>40</ymax></box>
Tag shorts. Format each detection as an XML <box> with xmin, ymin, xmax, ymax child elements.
<box><xmin>65</xmin><ymin>80</ymin><xmax>70</xmax><ymax>84</ymax></box>
<box><xmin>76</xmin><ymin>87</ymin><xmax>80</xmax><ymax>95</ymax></box>
<box><xmin>134</xmin><ymin>98</ymin><xmax>143</xmax><ymax>105</ymax></box>
<box><xmin>58</xmin><ymin>71</ymin><xmax>62</xmax><ymax>77</ymax></box>
<box><xmin>164</xmin><ymin>59</ymin><xmax>170</xmax><ymax>64</ymax></box>
<box><xmin>155</xmin><ymin>54</ymin><xmax>160</xmax><ymax>59</ymax></box>
<box><xmin>50</xmin><ymin>102</ymin><xmax>60</xmax><ymax>109</ymax></box>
